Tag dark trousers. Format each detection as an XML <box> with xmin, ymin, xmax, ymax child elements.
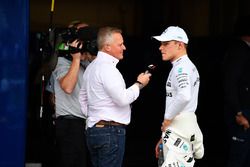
<box><xmin>55</xmin><ymin>116</ymin><xmax>87</xmax><ymax>167</ymax></box>
<box><xmin>227</xmin><ymin>126</ymin><xmax>250</xmax><ymax>167</ymax></box>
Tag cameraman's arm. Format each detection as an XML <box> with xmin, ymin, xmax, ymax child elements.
<box><xmin>59</xmin><ymin>41</ymin><xmax>81</xmax><ymax>94</ymax></box>
<box><xmin>59</xmin><ymin>55</ymin><xmax>81</xmax><ymax>94</ymax></box>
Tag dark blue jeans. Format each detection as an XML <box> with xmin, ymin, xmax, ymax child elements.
<box><xmin>86</xmin><ymin>125</ymin><xmax>126</xmax><ymax>167</ymax></box>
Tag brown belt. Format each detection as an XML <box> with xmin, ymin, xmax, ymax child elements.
<box><xmin>95</xmin><ymin>120</ymin><xmax>125</xmax><ymax>127</ymax></box>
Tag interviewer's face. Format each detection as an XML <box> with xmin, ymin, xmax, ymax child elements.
<box><xmin>109</xmin><ymin>33</ymin><xmax>126</xmax><ymax>60</ymax></box>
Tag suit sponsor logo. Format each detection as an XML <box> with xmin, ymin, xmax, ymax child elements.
<box><xmin>163</xmin><ymin>130</ymin><xmax>171</xmax><ymax>144</ymax></box>
<box><xmin>190</xmin><ymin>134</ymin><xmax>195</xmax><ymax>142</ymax></box>
<box><xmin>182</xmin><ymin>144</ymin><xmax>188</xmax><ymax>151</ymax></box>
<box><xmin>166</xmin><ymin>92</ymin><xmax>172</xmax><ymax>97</ymax></box>
<box><xmin>194</xmin><ymin>77</ymin><xmax>200</xmax><ymax>87</ymax></box>
<box><xmin>174</xmin><ymin>138</ymin><xmax>182</xmax><ymax>146</ymax></box>
<box><xmin>167</xmin><ymin>81</ymin><xmax>171</xmax><ymax>87</ymax></box>
<box><xmin>178</xmin><ymin>67</ymin><xmax>183</xmax><ymax>74</ymax></box>
<box><xmin>177</xmin><ymin>73</ymin><xmax>189</xmax><ymax>88</ymax></box>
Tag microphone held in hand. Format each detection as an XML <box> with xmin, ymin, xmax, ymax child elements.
<box><xmin>145</xmin><ymin>64</ymin><xmax>156</xmax><ymax>74</ymax></box>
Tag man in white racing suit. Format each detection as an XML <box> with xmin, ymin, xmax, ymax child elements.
<box><xmin>152</xmin><ymin>26</ymin><xmax>204</xmax><ymax>167</ymax></box>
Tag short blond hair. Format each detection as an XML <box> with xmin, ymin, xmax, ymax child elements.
<box><xmin>97</xmin><ymin>26</ymin><xmax>122</xmax><ymax>50</ymax></box>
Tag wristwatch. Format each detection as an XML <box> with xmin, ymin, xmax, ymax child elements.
<box><xmin>135</xmin><ymin>80</ymin><xmax>144</xmax><ymax>89</ymax></box>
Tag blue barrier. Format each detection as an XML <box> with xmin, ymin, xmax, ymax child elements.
<box><xmin>0</xmin><ymin>0</ymin><xmax>28</xmax><ymax>166</ymax></box>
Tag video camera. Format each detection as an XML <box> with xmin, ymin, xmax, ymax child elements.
<box><xmin>57</xmin><ymin>26</ymin><xmax>98</xmax><ymax>58</ymax></box>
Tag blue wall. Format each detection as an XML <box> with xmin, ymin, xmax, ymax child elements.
<box><xmin>0</xmin><ymin>0</ymin><xmax>29</xmax><ymax>166</ymax></box>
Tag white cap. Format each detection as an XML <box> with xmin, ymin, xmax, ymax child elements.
<box><xmin>152</xmin><ymin>26</ymin><xmax>189</xmax><ymax>44</ymax></box>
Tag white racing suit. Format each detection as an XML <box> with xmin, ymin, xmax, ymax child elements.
<box><xmin>161</xmin><ymin>112</ymin><xmax>204</xmax><ymax>167</ymax></box>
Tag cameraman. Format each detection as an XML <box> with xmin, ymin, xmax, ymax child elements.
<box><xmin>51</xmin><ymin>23</ymin><xmax>97</xmax><ymax>167</ymax></box>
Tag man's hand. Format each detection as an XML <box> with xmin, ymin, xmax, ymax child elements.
<box><xmin>70</xmin><ymin>40</ymin><xmax>82</xmax><ymax>60</ymax></box>
<box><xmin>236</xmin><ymin>112</ymin><xmax>250</xmax><ymax>130</ymax></box>
<box><xmin>155</xmin><ymin>138</ymin><xmax>162</xmax><ymax>158</ymax></box>
<box><xmin>161</xmin><ymin>119</ymin><xmax>172</xmax><ymax>132</ymax></box>
<box><xmin>60</xmin><ymin>40</ymin><xmax>83</xmax><ymax>94</ymax></box>
<box><xmin>136</xmin><ymin>72</ymin><xmax>151</xmax><ymax>88</ymax></box>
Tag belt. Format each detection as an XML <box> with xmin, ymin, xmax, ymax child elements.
<box><xmin>95</xmin><ymin>120</ymin><xmax>126</xmax><ymax>128</ymax></box>
<box><xmin>57</xmin><ymin>115</ymin><xmax>85</xmax><ymax>121</ymax></box>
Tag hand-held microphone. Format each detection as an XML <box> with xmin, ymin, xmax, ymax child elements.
<box><xmin>145</xmin><ymin>64</ymin><xmax>156</xmax><ymax>74</ymax></box>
